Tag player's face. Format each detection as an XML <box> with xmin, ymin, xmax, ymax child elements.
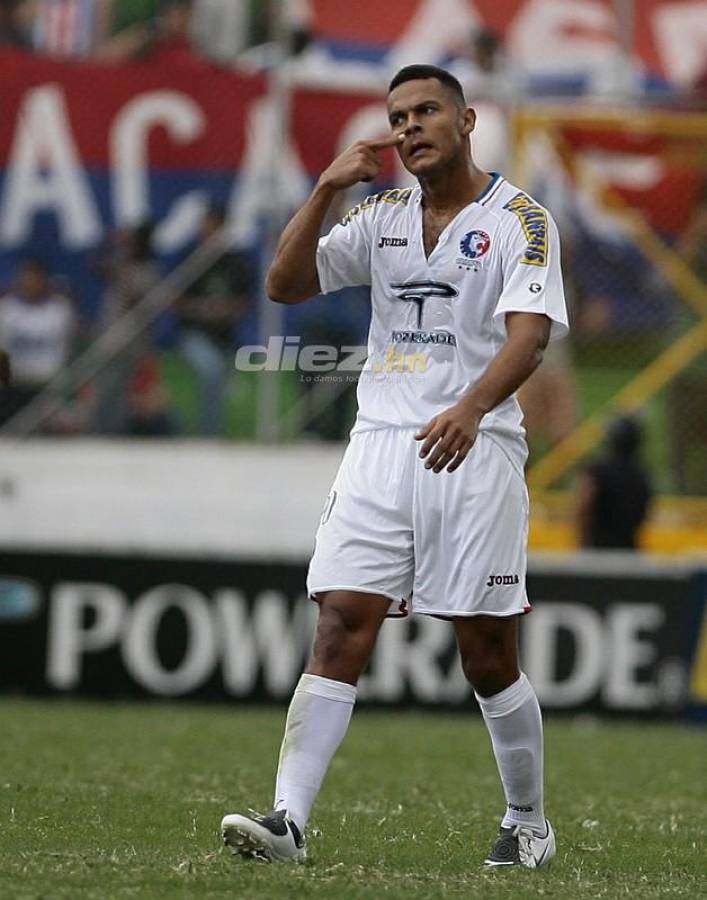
<box><xmin>387</xmin><ymin>79</ymin><xmax>473</xmax><ymax>177</ymax></box>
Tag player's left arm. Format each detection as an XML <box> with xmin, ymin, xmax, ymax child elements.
<box><xmin>416</xmin><ymin>312</ymin><xmax>550</xmax><ymax>473</ymax></box>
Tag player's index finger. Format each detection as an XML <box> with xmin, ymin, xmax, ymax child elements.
<box><xmin>367</xmin><ymin>133</ymin><xmax>404</xmax><ymax>150</ymax></box>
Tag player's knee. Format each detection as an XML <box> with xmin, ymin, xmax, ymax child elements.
<box><xmin>310</xmin><ymin>605</ymin><xmax>349</xmax><ymax>666</ymax></box>
<box><xmin>309</xmin><ymin>600</ymin><xmax>379</xmax><ymax>675</ymax></box>
<box><xmin>461</xmin><ymin>654</ymin><xmax>517</xmax><ymax>697</ymax></box>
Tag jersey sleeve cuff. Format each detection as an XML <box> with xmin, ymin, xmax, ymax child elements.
<box><xmin>492</xmin><ymin>305</ymin><xmax>569</xmax><ymax>342</ymax></box>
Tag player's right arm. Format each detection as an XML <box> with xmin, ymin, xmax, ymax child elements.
<box><xmin>265</xmin><ymin>134</ymin><xmax>403</xmax><ymax>304</ymax></box>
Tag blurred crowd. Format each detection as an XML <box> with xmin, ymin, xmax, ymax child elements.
<box><xmin>0</xmin><ymin>0</ymin><xmax>272</xmax><ymax>65</ymax></box>
<box><xmin>0</xmin><ymin>0</ymin><xmax>353</xmax><ymax>72</ymax></box>
<box><xmin>0</xmin><ymin>236</ymin><xmax>659</xmax><ymax>547</ymax></box>
<box><xmin>3</xmin><ymin>1</ymin><xmax>705</xmax><ymax>101</ymax></box>
<box><xmin>0</xmin><ymin>205</ymin><xmax>256</xmax><ymax>439</ymax></box>
<box><xmin>0</xmin><ymin>0</ymin><xmax>704</xmax><ymax>514</ymax></box>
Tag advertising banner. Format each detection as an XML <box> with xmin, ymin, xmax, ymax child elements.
<box><xmin>0</xmin><ymin>52</ymin><xmax>703</xmax><ymax>317</ymax></box>
<box><xmin>1</xmin><ymin>550</ymin><xmax>704</xmax><ymax>719</ymax></box>
<box><xmin>0</xmin><ymin>52</ymin><xmax>387</xmax><ymax>311</ymax></box>
<box><xmin>311</xmin><ymin>0</ymin><xmax>706</xmax><ymax>88</ymax></box>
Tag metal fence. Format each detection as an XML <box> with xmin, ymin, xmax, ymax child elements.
<box><xmin>511</xmin><ymin>107</ymin><xmax>707</xmax><ymax>499</ymax></box>
<box><xmin>1</xmin><ymin>2</ymin><xmax>706</xmax><ymax>537</ymax></box>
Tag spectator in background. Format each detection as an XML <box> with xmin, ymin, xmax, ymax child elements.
<box><xmin>236</xmin><ymin>0</ymin><xmax>344</xmax><ymax>83</ymax></box>
<box><xmin>92</xmin><ymin>222</ymin><xmax>177</xmax><ymax>435</ymax></box>
<box><xmin>123</xmin><ymin>352</ymin><xmax>179</xmax><ymax>436</ymax></box>
<box><xmin>176</xmin><ymin>203</ymin><xmax>254</xmax><ymax>437</ymax></box>
<box><xmin>294</xmin><ymin>286</ymin><xmax>369</xmax><ymax>441</ymax></box>
<box><xmin>0</xmin><ymin>259</ymin><xmax>76</xmax><ymax>428</ymax></box>
<box><xmin>448</xmin><ymin>27</ymin><xmax>519</xmax><ymax>101</ymax></box>
<box><xmin>189</xmin><ymin>0</ymin><xmax>252</xmax><ymax>65</ymax></box>
<box><xmin>577</xmin><ymin>416</ymin><xmax>652</xmax><ymax>550</ymax></box>
<box><xmin>518</xmin><ymin>337</ymin><xmax>577</xmax><ymax>452</ymax></box>
<box><xmin>287</xmin><ymin>186</ymin><xmax>369</xmax><ymax>441</ymax></box>
<box><xmin>99</xmin><ymin>0</ymin><xmax>199</xmax><ymax>64</ymax></box>
<box><xmin>146</xmin><ymin>0</ymin><xmax>196</xmax><ymax>66</ymax></box>
<box><xmin>29</xmin><ymin>0</ymin><xmax>112</xmax><ymax>58</ymax></box>
<box><xmin>110</xmin><ymin>0</ymin><xmax>157</xmax><ymax>34</ymax></box>
<box><xmin>519</xmin><ymin>242</ymin><xmax>578</xmax><ymax>452</ymax></box>
<box><xmin>97</xmin><ymin>0</ymin><xmax>157</xmax><ymax>59</ymax></box>
<box><xmin>0</xmin><ymin>1</ymin><xmax>30</xmax><ymax>48</ymax></box>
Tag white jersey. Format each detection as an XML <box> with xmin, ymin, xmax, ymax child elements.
<box><xmin>0</xmin><ymin>292</ymin><xmax>74</xmax><ymax>386</ymax></box>
<box><xmin>316</xmin><ymin>174</ymin><xmax>569</xmax><ymax>469</ymax></box>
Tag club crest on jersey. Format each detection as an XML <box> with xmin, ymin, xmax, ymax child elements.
<box><xmin>456</xmin><ymin>229</ymin><xmax>491</xmax><ymax>271</ymax></box>
<box><xmin>460</xmin><ymin>230</ymin><xmax>491</xmax><ymax>259</ymax></box>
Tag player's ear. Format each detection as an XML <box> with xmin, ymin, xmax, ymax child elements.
<box><xmin>461</xmin><ymin>107</ymin><xmax>476</xmax><ymax>136</ymax></box>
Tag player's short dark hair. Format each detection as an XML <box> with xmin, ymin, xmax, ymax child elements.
<box><xmin>388</xmin><ymin>65</ymin><xmax>466</xmax><ymax>106</ymax></box>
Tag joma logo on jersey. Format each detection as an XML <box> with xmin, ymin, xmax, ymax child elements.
<box><xmin>504</xmin><ymin>193</ymin><xmax>548</xmax><ymax>267</ymax></box>
<box><xmin>486</xmin><ymin>573</ymin><xmax>520</xmax><ymax>587</ymax></box>
<box><xmin>390</xmin><ymin>280</ymin><xmax>458</xmax><ymax>328</ymax></box>
<box><xmin>378</xmin><ymin>236</ymin><xmax>408</xmax><ymax>248</ymax></box>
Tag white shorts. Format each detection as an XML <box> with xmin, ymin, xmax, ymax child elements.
<box><xmin>307</xmin><ymin>427</ymin><xmax>530</xmax><ymax>618</ymax></box>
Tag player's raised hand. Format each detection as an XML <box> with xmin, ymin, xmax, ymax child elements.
<box><xmin>318</xmin><ymin>133</ymin><xmax>404</xmax><ymax>191</ymax></box>
<box><xmin>415</xmin><ymin>400</ymin><xmax>482</xmax><ymax>474</ymax></box>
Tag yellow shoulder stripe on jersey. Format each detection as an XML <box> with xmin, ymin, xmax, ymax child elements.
<box><xmin>504</xmin><ymin>192</ymin><xmax>548</xmax><ymax>267</ymax></box>
<box><xmin>340</xmin><ymin>188</ymin><xmax>413</xmax><ymax>226</ymax></box>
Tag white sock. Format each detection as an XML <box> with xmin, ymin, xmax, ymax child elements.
<box><xmin>273</xmin><ymin>673</ymin><xmax>356</xmax><ymax>832</ymax></box>
<box><xmin>475</xmin><ymin>672</ymin><xmax>546</xmax><ymax>833</ymax></box>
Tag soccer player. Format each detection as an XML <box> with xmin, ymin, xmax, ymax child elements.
<box><xmin>222</xmin><ymin>64</ymin><xmax>568</xmax><ymax>869</ymax></box>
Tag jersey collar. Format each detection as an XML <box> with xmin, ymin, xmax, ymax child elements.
<box><xmin>413</xmin><ymin>172</ymin><xmax>503</xmax><ymax>207</ymax></box>
<box><xmin>475</xmin><ymin>172</ymin><xmax>502</xmax><ymax>205</ymax></box>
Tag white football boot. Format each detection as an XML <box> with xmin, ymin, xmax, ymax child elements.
<box><xmin>484</xmin><ymin>819</ymin><xmax>556</xmax><ymax>868</ymax></box>
<box><xmin>221</xmin><ymin>809</ymin><xmax>306</xmax><ymax>863</ymax></box>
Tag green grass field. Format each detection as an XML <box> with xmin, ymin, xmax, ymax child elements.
<box><xmin>1</xmin><ymin>699</ymin><xmax>704</xmax><ymax>899</ymax></box>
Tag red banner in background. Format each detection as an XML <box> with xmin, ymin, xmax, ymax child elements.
<box><xmin>291</xmin><ymin>89</ymin><xmax>395</xmax><ymax>177</ymax></box>
<box><xmin>0</xmin><ymin>53</ymin><xmax>392</xmax><ymax>181</ymax></box>
<box><xmin>0</xmin><ymin>52</ymin><xmax>399</xmax><ymax>275</ymax></box>
<box><xmin>560</xmin><ymin>124</ymin><xmax>701</xmax><ymax>234</ymax></box>
<box><xmin>0</xmin><ymin>51</ymin><xmax>701</xmax><ymax>260</ymax></box>
<box><xmin>0</xmin><ymin>51</ymin><xmax>261</xmax><ymax>170</ymax></box>
<box><xmin>310</xmin><ymin>0</ymin><xmax>548</xmax><ymax>45</ymax></box>
<box><xmin>311</xmin><ymin>0</ymin><xmax>707</xmax><ymax>86</ymax></box>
